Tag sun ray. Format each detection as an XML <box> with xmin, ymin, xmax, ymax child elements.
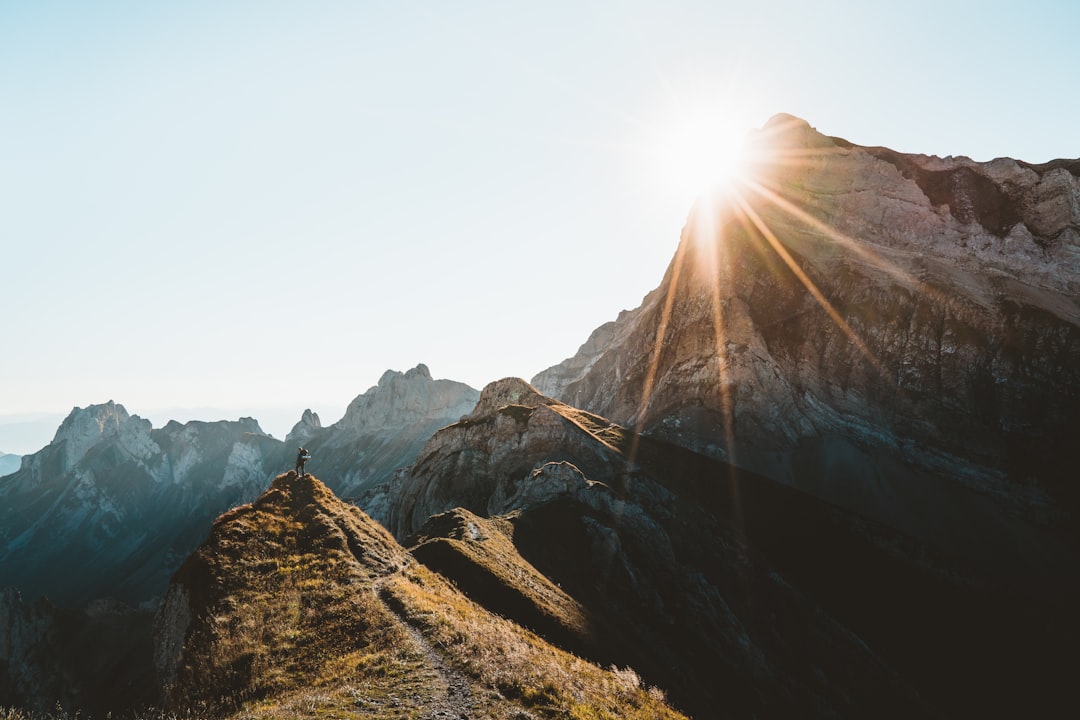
<box><xmin>627</xmin><ymin>214</ymin><xmax>689</xmax><ymax>464</ymax></box>
<box><xmin>696</xmin><ymin>195</ymin><xmax>747</xmax><ymax>533</ymax></box>
<box><xmin>732</xmin><ymin>189</ymin><xmax>894</xmax><ymax>385</ymax></box>
<box><xmin>741</xmin><ymin>176</ymin><xmax>926</xmax><ymax>293</ymax></box>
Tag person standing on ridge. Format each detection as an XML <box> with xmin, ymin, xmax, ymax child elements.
<box><xmin>296</xmin><ymin>447</ymin><xmax>311</xmax><ymax>477</ymax></box>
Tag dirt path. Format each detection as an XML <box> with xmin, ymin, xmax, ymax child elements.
<box><xmin>378</xmin><ymin>584</ymin><xmax>474</xmax><ymax>720</ymax></box>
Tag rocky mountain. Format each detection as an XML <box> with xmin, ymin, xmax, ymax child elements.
<box><xmin>0</xmin><ymin>366</ymin><xmax>476</xmax><ymax>614</ymax></box>
<box><xmin>0</xmin><ymin>401</ymin><xmax>286</xmax><ymax>608</ymax></box>
<box><xmin>533</xmin><ymin>113</ymin><xmax>1080</xmax><ymax>583</ymax></box>
<box><xmin>287</xmin><ymin>364</ymin><xmax>479</xmax><ymax>499</ymax></box>
<box><xmin>153</xmin><ymin>471</ymin><xmax>683</xmax><ymax>719</ymax></box>
<box><xmin>369</xmin><ymin>376</ymin><xmax>1076</xmax><ymax>717</ymax></box>
<box><xmin>0</xmin><ymin>452</ymin><xmax>20</xmax><ymax>477</ymax></box>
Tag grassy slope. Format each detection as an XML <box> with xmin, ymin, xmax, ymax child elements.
<box><xmin>158</xmin><ymin>472</ymin><xmax>685</xmax><ymax>720</ymax></box>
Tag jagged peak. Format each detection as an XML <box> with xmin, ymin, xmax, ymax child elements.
<box><xmin>337</xmin><ymin>365</ymin><xmax>479</xmax><ymax>434</ymax></box>
<box><xmin>377</xmin><ymin>363</ymin><xmax>431</xmax><ymax>387</ymax></box>
<box><xmin>286</xmin><ymin>408</ymin><xmax>322</xmax><ymax>443</ymax></box>
<box><xmin>44</xmin><ymin>400</ymin><xmax>149</xmax><ymax>472</ymax></box>
<box><xmin>405</xmin><ymin>362</ymin><xmax>432</xmax><ymax>380</ymax></box>
<box><xmin>53</xmin><ymin>400</ymin><xmax>130</xmax><ymax>441</ymax></box>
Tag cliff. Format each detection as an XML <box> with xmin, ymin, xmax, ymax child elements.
<box><xmin>533</xmin><ymin>113</ymin><xmax>1080</xmax><ymax>581</ymax></box>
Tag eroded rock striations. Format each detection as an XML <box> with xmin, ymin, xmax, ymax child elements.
<box><xmin>533</xmin><ymin>114</ymin><xmax>1080</xmax><ymax>581</ymax></box>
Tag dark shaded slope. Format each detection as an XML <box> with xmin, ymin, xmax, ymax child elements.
<box><xmin>0</xmin><ymin>590</ymin><xmax>155</xmax><ymax>715</ymax></box>
<box><xmin>550</xmin><ymin>401</ymin><xmax>1079</xmax><ymax>719</ymax></box>
<box><xmin>387</xmin><ymin>378</ymin><xmax>1078</xmax><ymax>718</ymax></box>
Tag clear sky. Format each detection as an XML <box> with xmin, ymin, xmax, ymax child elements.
<box><xmin>2</xmin><ymin>1</ymin><xmax>1077</xmax><ymax>453</ymax></box>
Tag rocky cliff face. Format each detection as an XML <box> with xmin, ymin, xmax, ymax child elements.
<box><xmin>292</xmin><ymin>363</ymin><xmax>479</xmax><ymax>497</ymax></box>
<box><xmin>374</xmin><ymin>376</ymin><xmax>1075</xmax><ymax>717</ymax></box>
<box><xmin>533</xmin><ymin>114</ymin><xmax>1080</xmax><ymax>580</ymax></box>
<box><xmin>0</xmin><ymin>403</ymin><xmax>286</xmax><ymax>607</ymax></box>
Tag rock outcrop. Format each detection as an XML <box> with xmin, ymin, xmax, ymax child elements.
<box><xmin>533</xmin><ymin>114</ymin><xmax>1080</xmax><ymax>581</ymax></box>
<box><xmin>284</xmin><ymin>408</ymin><xmax>321</xmax><ymax>444</ymax></box>
<box><xmin>294</xmin><ymin>363</ymin><xmax>479</xmax><ymax>497</ymax></box>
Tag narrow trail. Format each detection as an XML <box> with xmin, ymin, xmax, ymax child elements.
<box><xmin>377</xmin><ymin>583</ymin><xmax>474</xmax><ymax>720</ymax></box>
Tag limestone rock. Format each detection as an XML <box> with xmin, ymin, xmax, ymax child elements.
<box><xmin>285</xmin><ymin>408</ymin><xmax>321</xmax><ymax>444</ymax></box>
<box><xmin>533</xmin><ymin>114</ymin><xmax>1080</xmax><ymax>580</ymax></box>
<box><xmin>300</xmin><ymin>363</ymin><xmax>480</xmax><ymax>497</ymax></box>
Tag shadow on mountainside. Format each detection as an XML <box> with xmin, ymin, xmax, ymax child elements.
<box><xmin>391</xmin><ymin>383</ymin><xmax>1080</xmax><ymax>719</ymax></box>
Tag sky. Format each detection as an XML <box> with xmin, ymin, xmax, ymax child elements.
<box><xmin>2</xmin><ymin>0</ymin><xmax>1077</xmax><ymax>454</ymax></box>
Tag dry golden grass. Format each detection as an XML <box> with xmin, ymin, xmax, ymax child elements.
<box><xmin>381</xmin><ymin>564</ymin><xmax>686</xmax><ymax>720</ymax></box>
<box><xmin>10</xmin><ymin>473</ymin><xmax>688</xmax><ymax>719</ymax></box>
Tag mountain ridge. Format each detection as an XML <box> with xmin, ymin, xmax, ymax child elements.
<box><xmin>5</xmin><ymin>113</ymin><xmax>1079</xmax><ymax>718</ymax></box>
<box><xmin>153</xmin><ymin>470</ymin><xmax>686</xmax><ymax>719</ymax></box>
<box><xmin>532</xmin><ymin>113</ymin><xmax>1080</xmax><ymax>578</ymax></box>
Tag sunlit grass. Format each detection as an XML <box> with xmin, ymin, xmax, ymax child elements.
<box><xmin>138</xmin><ymin>473</ymin><xmax>690</xmax><ymax>719</ymax></box>
<box><xmin>380</xmin><ymin>564</ymin><xmax>684</xmax><ymax>720</ymax></box>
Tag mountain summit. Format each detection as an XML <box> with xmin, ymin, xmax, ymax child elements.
<box><xmin>534</xmin><ymin>113</ymin><xmax>1080</xmax><ymax>578</ymax></box>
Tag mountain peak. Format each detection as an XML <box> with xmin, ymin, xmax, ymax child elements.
<box><xmin>406</xmin><ymin>362</ymin><xmax>432</xmax><ymax>380</ymax></box>
<box><xmin>377</xmin><ymin>362</ymin><xmax>432</xmax><ymax>387</ymax></box>
<box><xmin>285</xmin><ymin>408</ymin><xmax>322</xmax><ymax>443</ymax></box>
<box><xmin>337</xmin><ymin>365</ymin><xmax>478</xmax><ymax>435</ymax></box>
<box><xmin>468</xmin><ymin>377</ymin><xmax>548</xmax><ymax>419</ymax></box>
<box><xmin>763</xmin><ymin>111</ymin><xmax>811</xmax><ymax>130</ymax></box>
<box><xmin>49</xmin><ymin>401</ymin><xmax>151</xmax><ymax>473</ymax></box>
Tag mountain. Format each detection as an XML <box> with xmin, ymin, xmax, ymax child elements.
<box><xmin>153</xmin><ymin>471</ymin><xmax>684</xmax><ymax>719</ymax></box>
<box><xmin>0</xmin><ymin>401</ymin><xmax>285</xmax><ymax>608</ymax></box>
<box><xmin>533</xmin><ymin>114</ymin><xmax>1080</xmax><ymax>582</ymax></box>
<box><xmin>0</xmin><ymin>366</ymin><xmax>476</xmax><ymax>612</ymax></box>
<box><xmin>287</xmin><ymin>363</ymin><xmax>479</xmax><ymax>498</ymax></box>
<box><xmin>370</xmin><ymin>376</ymin><xmax>1077</xmax><ymax>717</ymax></box>
<box><xmin>0</xmin><ymin>453</ymin><xmax>20</xmax><ymax>477</ymax></box>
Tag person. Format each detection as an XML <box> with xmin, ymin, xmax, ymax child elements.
<box><xmin>296</xmin><ymin>447</ymin><xmax>311</xmax><ymax>477</ymax></box>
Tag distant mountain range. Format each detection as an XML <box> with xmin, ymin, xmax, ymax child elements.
<box><xmin>0</xmin><ymin>365</ymin><xmax>476</xmax><ymax>609</ymax></box>
<box><xmin>3</xmin><ymin>114</ymin><xmax>1078</xmax><ymax>719</ymax></box>
<box><xmin>0</xmin><ymin>452</ymin><xmax>20</xmax><ymax>477</ymax></box>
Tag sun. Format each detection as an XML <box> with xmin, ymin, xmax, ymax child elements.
<box><xmin>650</xmin><ymin>108</ymin><xmax>752</xmax><ymax>202</ymax></box>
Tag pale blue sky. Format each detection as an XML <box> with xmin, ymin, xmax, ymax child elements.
<box><xmin>2</xmin><ymin>1</ymin><xmax>1077</xmax><ymax>453</ymax></box>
